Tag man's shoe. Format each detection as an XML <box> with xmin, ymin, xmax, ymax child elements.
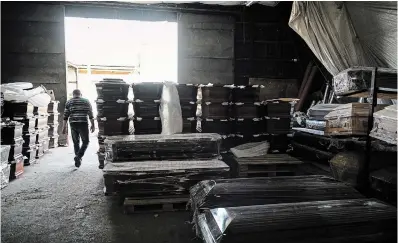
<box><xmin>74</xmin><ymin>156</ymin><xmax>81</xmax><ymax>168</ymax></box>
<box><xmin>98</xmin><ymin>164</ymin><xmax>104</xmax><ymax>169</ymax></box>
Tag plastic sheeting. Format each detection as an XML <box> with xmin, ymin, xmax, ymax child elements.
<box><xmin>1</xmin><ymin>83</ymin><xmax>51</xmax><ymax>107</ymax></box>
<box><xmin>160</xmin><ymin>82</ymin><xmax>183</xmax><ymax>135</ymax></box>
<box><xmin>198</xmin><ymin>198</ymin><xmax>397</xmax><ymax>243</ymax></box>
<box><xmin>230</xmin><ymin>141</ymin><xmax>270</xmax><ymax>158</ymax></box>
<box><xmin>289</xmin><ymin>2</ymin><xmax>397</xmax><ymax>76</ymax></box>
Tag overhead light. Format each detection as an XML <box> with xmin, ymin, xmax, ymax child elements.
<box><xmin>246</xmin><ymin>1</ymin><xmax>255</xmax><ymax>6</ymax></box>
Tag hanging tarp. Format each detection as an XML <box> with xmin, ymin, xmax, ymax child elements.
<box><xmin>289</xmin><ymin>2</ymin><xmax>397</xmax><ymax>76</ymax></box>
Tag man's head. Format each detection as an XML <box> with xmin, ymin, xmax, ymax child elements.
<box><xmin>72</xmin><ymin>89</ymin><xmax>82</xmax><ymax>98</ymax></box>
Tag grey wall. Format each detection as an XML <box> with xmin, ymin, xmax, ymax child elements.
<box><xmin>178</xmin><ymin>13</ymin><xmax>234</xmax><ymax>84</ymax></box>
<box><xmin>2</xmin><ymin>2</ymin><xmax>68</xmax><ymax>144</ymax></box>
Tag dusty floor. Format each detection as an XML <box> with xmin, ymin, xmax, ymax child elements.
<box><xmin>1</xmin><ymin>135</ymin><xmax>197</xmax><ymax>243</ymax></box>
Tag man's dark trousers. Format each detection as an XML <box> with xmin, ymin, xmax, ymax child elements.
<box><xmin>70</xmin><ymin>122</ymin><xmax>90</xmax><ymax>158</ymax></box>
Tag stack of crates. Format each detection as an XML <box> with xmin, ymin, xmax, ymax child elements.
<box><xmin>132</xmin><ymin>82</ymin><xmax>163</xmax><ymax>134</ymax></box>
<box><xmin>95</xmin><ymin>78</ymin><xmax>131</xmax><ymax>166</ymax></box>
<box><xmin>176</xmin><ymin>84</ymin><xmax>197</xmax><ymax>133</ymax></box>
<box><xmin>47</xmin><ymin>101</ymin><xmax>60</xmax><ymax>149</ymax></box>
<box><xmin>34</xmin><ymin>105</ymin><xmax>50</xmax><ymax>160</ymax></box>
<box><xmin>231</xmin><ymin>85</ymin><xmax>264</xmax><ymax>145</ymax></box>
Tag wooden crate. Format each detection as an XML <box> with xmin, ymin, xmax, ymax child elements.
<box><xmin>235</xmin><ymin>154</ymin><xmax>305</xmax><ymax>177</ymax></box>
<box><xmin>123</xmin><ymin>196</ymin><xmax>189</xmax><ymax>214</ymax></box>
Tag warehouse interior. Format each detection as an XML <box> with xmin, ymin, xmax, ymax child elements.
<box><xmin>1</xmin><ymin>1</ymin><xmax>397</xmax><ymax>243</ymax></box>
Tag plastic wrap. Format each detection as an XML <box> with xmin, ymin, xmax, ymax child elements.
<box><xmin>230</xmin><ymin>142</ymin><xmax>269</xmax><ymax>158</ymax></box>
<box><xmin>333</xmin><ymin>67</ymin><xmax>397</xmax><ymax>96</ymax></box>
<box><xmin>160</xmin><ymin>82</ymin><xmax>183</xmax><ymax>135</ymax></box>
<box><xmin>198</xmin><ymin>198</ymin><xmax>397</xmax><ymax>243</ymax></box>
<box><xmin>0</xmin><ymin>145</ymin><xmax>11</xmax><ymax>164</ymax></box>
<box><xmin>370</xmin><ymin>104</ymin><xmax>397</xmax><ymax>145</ymax></box>
<box><xmin>289</xmin><ymin>2</ymin><xmax>397</xmax><ymax>76</ymax></box>
<box><xmin>103</xmin><ymin>159</ymin><xmax>229</xmax><ymax>197</ymax></box>
<box><xmin>305</xmin><ymin>119</ymin><xmax>326</xmax><ymax>131</ymax></box>
<box><xmin>104</xmin><ymin>133</ymin><xmax>222</xmax><ymax>162</ymax></box>
<box><xmin>189</xmin><ymin>175</ymin><xmax>362</xmax><ymax>214</ymax></box>
<box><xmin>1</xmin><ymin>163</ymin><xmax>11</xmax><ymax>189</ymax></box>
<box><xmin>1</xmin><ymin>83</ymin><xmax>51</xmax><ymax>107</ymax></box>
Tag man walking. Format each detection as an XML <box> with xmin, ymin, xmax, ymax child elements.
<box><xmin>62</xmin><ymin>89</ymin><xmax>95</xmax><ymax>168</ymax></box>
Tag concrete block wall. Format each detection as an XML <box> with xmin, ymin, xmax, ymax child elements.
<box><xmin>1</xmin><ymin>2</ymin><xmax>68</xmax><ymax>144</ymax></box>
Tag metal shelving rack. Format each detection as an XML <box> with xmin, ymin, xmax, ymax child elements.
<box><xmin>363</xmin><ymin>67</ymin><xmax>397</xmax><ymax>185</ymax></box>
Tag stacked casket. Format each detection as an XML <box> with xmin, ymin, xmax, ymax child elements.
<box><xmin>132</xmin><ymin>82</ymin><xmax>163</xmax><ymax>134</ymax></box>
<box><xmin>47</xmin><ymin>101</ymin><xmax>60</xmax><ymax>149</ymax></box>
<box><xmin>305</xmin><ymin>104</ymin><xmax>340</xmax><ymax>131</ymax></box>
<box><xmin>232</xmin><ymin>86</ymin><xmax>264</xmax><ymax>146</ymax></box>
<box><xmin>34</xmin><ymin>105</ymin><xmax>50</xmax><ymax>159</ymax></box>
<box><xmin>0</xmin><ymin>145</ymin><xmax>11</xmax><ymax>189</ymax></box>
<box><xmin>1</xmin><ymin>119</ymin><xmax>24</xmax><ymax>180</ymax></box>
<box><xmin>103</xmin><ymin>133</ymin><xmax>230</xmax><ymax>197</ymax></box>
<box><xmin>95</xmin><ymin>79</ymin><xmax>131</xmax><ymax>166</ymax></box>
<box><xmin>370</xmin><ymin>104</ymin><xmax>397</xmax><ymax>145</ymax></box>
<box><xmin>3</xmin><ymin>101</ymin><xmax>37</xmax><ymax>166</ymax></box>
<box><xmin>176</xmin><ymin>84</ymin><xmax>197</xmax><ymax>133</ymax></box>
<box><xmin>196</xmin><ymin>198</ymin><xmax>397</xmax><ymax>243</ymax></box>
<box><xmin>325</xmin><ymin>103</ymin><xmax>386</xmax><ymax>136</ymax></box>
<box><xmin>197</xmin><ymin>84</ymin><xmax>233</xmax><ymax>150</ymax></box>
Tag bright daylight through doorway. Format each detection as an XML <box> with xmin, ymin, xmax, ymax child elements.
<box><xmin>64</xmin><ymin>17</ymin><xmax>178</xmax><ymax>112</ymax></box>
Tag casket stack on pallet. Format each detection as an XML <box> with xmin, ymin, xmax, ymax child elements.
<box><xmin>231</xmin><ymin>85</ymin><xmax>264</xmax><ymax>148</ymax></box>
<box><xmin>197</xmin><ymin>84</ymin><xmax>233</xmax><ymax>150</ymax></box>
<box><xmin>47</xmin><ymin>101</ymin><xmax>60</xmax><ymax>149</ymax></box>
<box><xmin>189</xmin><ymin>175</ymin><xmax>365</xmax><ymax>238</ymax></box>
<box><xmin>34</xmin><ymin>105</ymin><xmax>50</xmax><ymax>160</ymax></box>
<box><xmin>176</xmin><ymin>84</ymin><xmax>197</xmax><ymax>133</ymax></box>
<box><xmin>1</xmin><ymin>145</ymin><xmax>11</xmax><ymax>189</ymax></box>
<box><xmin>102</xmin><ymin>133</ymin><xmax>230</xmax><ymax>213</ymax></box>
<box><xmin>1</xmin><ymin>118</ymin><xmax>24</xmax><ymax>180</ymax></box>
<box><xmin>132</xmin><ymin>82</ymin><xmax>163</xmax><ymax>134</ymax></box>
<box><xmin>95</xmin><ymin>78</ymin><xmax>131</xmax><ymax>166</ymax></box>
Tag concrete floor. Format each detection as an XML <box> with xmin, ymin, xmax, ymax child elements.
<box><xmin>1</xmin><ymin>135</ymin><xmax>197</xmax><ymax>243</ymax></box>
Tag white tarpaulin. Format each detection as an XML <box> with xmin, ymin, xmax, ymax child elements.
<box><xmin>289</xmin><ymin>1</ymin><xmax>397</xmax><ymax>76</ymax></box>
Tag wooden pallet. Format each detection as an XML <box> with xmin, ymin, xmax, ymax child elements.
<box><xmin>124</xmin><ymin>196</ymin><xmax>189</xmax><ymax>214</ymax></box>
<box><xmin>236</xmin><ymin>154</ymin><xmax>306</xmax><ymax>178</ymax></box>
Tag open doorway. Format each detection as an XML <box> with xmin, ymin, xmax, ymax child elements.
<box><xmin>64</xmin><ymin>17</ymin><xmax>178</xmax><ymax>117</ymax></box>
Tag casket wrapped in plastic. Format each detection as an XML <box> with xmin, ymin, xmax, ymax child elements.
<box><xmin>104</xmin><ymin>133</ymin><xmax>222</xmax><ymax>162</ymax></box>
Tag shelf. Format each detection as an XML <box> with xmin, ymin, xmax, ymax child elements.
<box><xmin>339</xmin><ymin>89</ymin><xmax>397</xmax><ymax>99</ymax></box>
